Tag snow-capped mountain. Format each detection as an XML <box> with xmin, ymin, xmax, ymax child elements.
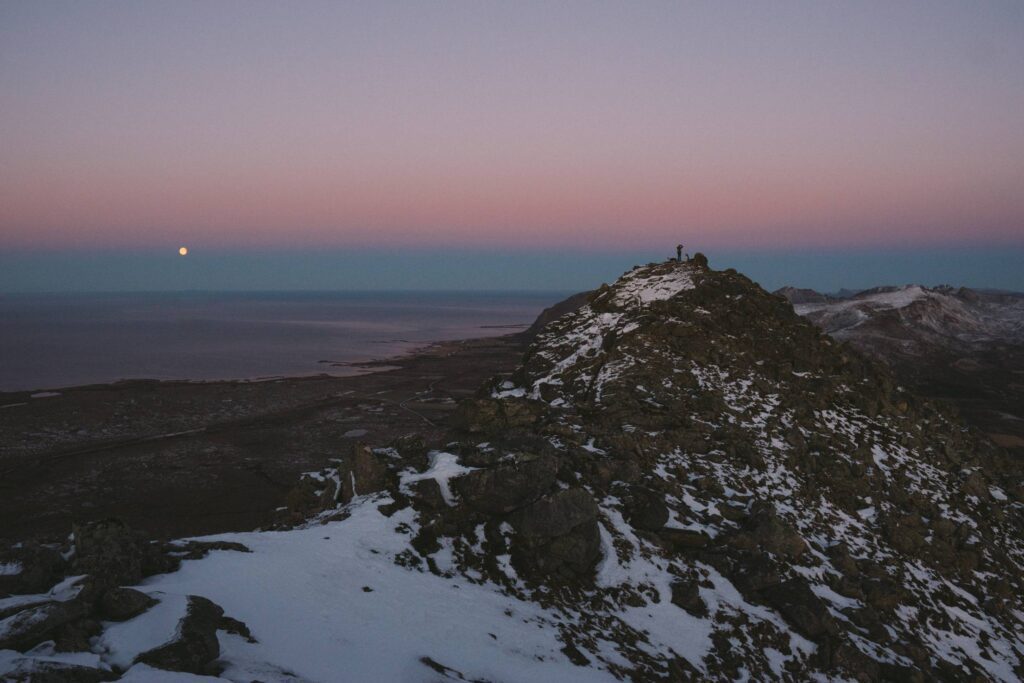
<box><xmin>3</xmin><ymin>260</ymin><xmax>1022</xmax><ymax>681</ymax></box>
<box><xmin>779</xmin><ymin>284</ymin><xmax>1024</xmax><ymax>452</ymax></box>
<box><xmin>781</xmin><ymin>284</ymin><xmax>1024</xmax><ymax>353</ymax></box>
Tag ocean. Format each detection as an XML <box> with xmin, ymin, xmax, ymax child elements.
<box><xmin>0</xmin><ymin>291</ymin><xmax>565</xmax><ymax>392</ymax></box>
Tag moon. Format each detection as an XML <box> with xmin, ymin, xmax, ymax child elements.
<box><xmin>178</xmin><ymin>246</ymin><xmax>188</xmax><ymax>256</ymax></box>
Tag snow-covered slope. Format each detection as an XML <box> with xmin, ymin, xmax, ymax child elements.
<box><xmin>789</xmin><ymin>284</ymin><xmax>1024</xmax><ymax>350</ymax></box>
<box><xmin>3</xmin><ymin>260</ymin><xmax>1022</xmax><ymax>682</ymax></box>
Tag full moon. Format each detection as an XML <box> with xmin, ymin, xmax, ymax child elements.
<box><xmin>178</xmin><ymin>246</ymin><xmax>188</xmax><ymax>256</ymax></box>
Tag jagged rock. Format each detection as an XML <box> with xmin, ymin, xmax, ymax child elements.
<box><xmin>509</xmin><ymin>488</ymin><xmax>601</xmax><ymax>578</ymax></box>
<box><xmin>98</xmin><ymin>586</ymin><xmax>157</xmax><ymax>621</ymax></box>
<box><xmin>340</xmin><ymin>443</ymin><xmax>392</xmax><ymax>503</ymax></box>
<box><xmin>669</xmin><ymin>577</ymin><xmax>708</xmax><ymax>617</ymax></box>
<box><xmin>452</xmin><ymin>455</ymin><xmax>558</xmax><ymax>514</ymax></box>
<box><xmin>135</xmin><ymin>595</ymin><xmax>224</xmax><ymax>674</ymax></box>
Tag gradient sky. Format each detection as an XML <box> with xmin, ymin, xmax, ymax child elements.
<box><xmin>1</xmin><ymin>1</ymin><xmax>1023</xmax><ymax>289</ymax></box>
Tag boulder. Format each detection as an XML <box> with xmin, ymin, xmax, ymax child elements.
<box><xmin>72</xmin><ymin>519</ymin><xmax>178</xmax><ymax>587</ymax></box>
<box><xmin>658</xmin><ymin>528</ymin><xmax>712</xmax><ymax>551</ymax></box>
<box><xmin>510</xmin><ymin>488</ymin><xmax>598</xmax><ymax>539</ymax></box>
<box><xmin>340</xmin><ymin>444</ymin><xmax>392</xmax><ymax>503</ymax></box>
<box><xmin>452</xmin><ymin>455</ymin><xmax>558</xmax><ymax>514</ymax></box>
<box><xmin>725</xmin><ymin>507</ymin><xmax>807</xmax><ymax>560</ymax></box>
<box><xmin>509</xmin><ymin>488</ymin><xmax>602</xmax><ymax>579</ymax></box>
<box><xmin>98</xmin><ymin>587</ymin><xmax>157</xmax><ymax>621</ymax></box>
<box><xmin>408</xmin><ymin>478</ymin><xmax>448</xmax><ymax>510</ymax></box>
<box><xmin>758</xmin><ymin>578</ymin><xmax>838</xmax><ymax>640</ymax></box>
<box><xmin>135</xmin><ymin>595</ymin><xmax>223</xmax><ymax>675</ymax></box>
<box><xmin>670</xmin><ymin>577</ymin><xmax>708</xmax><ymax>617</ymax></box>
<box><xmin>625</xmin><ymin>488</ymin><xmax>669</xmax><ymax>531</ymax></box>
<box><xmin>0</xmin><ymin>544</ymin><xmax>66</xmax><ymax>596</ymax></box>
<box><xmin>728</xmin><ymin>552</ymin><xmax>784</xmax><ymax>594</ymax></box>
<box><xmin>0</xmin><ymin>599</ymin><xmax>90</xmax><ymax>651</ymax></box>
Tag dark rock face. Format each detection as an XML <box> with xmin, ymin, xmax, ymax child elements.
<box><xmin>452</xmin><ymin>455</ymin><xmax>558</xmax><ymax>514</ymax></box>
<box><xmin>510</xmin><ymin>489</ymin><xmax>601</xmax><ymax>579</ymax></box>
<box><xmin>98</xmin><ymin>587</ymin><xmax>157</xmax><ymax>621</ymax></box>
<box><xmin>451</xmin><ymin>398</ymin><xmax>540</xmax><ymax>434</ymax></box>
<box><xmin>136</xmin><ymin>595</ymin><xmax>224</xmax><ymax>675</ymax></box>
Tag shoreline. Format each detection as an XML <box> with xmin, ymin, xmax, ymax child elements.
<box><xmin>0</xmin><ymin>325</ymin><xmax>529</xmax><ymax>398</ymax></box>
<box><xmin>0</xmin><ymin>332</ymin><xmax>530</xmax><ymax>544</ymax></box>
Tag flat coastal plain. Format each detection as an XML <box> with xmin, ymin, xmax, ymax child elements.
<box><xmin>0</xmin><ymin>335</ymin><xmax>526</xmax><ymax>543</ymax></box>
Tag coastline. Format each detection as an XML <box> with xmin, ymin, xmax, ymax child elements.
<box><xmin>0</xmin><ymin>332</ymin><xmax>530</xmax><ymax>543</ymax></box>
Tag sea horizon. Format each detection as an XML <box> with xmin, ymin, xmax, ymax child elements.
<box><xmin>0</xmin><ymin>290</ymin><xmax>567</xmax><ymax>393</ymax></box>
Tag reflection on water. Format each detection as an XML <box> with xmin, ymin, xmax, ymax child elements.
<box><xmin>0</xmin><ymin>291</ymin><xmax>565</xmax><ymax>392</ymax></box>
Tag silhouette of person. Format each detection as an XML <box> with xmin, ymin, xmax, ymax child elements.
<box><xmin>676</xmin><ymin>244</ymin><xmax>683</xmax><ymax>261</ymax></box>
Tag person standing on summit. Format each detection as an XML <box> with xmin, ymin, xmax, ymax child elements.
<box><xmin>676</xmin><ymin>244</ymin><xmax>683</xmax><ymax>261</ymax></box>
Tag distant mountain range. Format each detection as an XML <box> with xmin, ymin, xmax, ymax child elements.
<box><xmin>776</xmin><ymin>284</ymin><xmax>1024</xmax><ymax>451</ymax></box>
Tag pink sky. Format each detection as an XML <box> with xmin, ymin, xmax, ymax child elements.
<box><xmin>2</xmin><ymin>1</ymin><xmax>1022</xmax><ymax>251</ymax></box>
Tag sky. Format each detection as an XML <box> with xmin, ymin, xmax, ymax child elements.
<box><xmin>1</xmin><ymin>1</ymin><xmax>1022</xmax><ymax>291</ymax></box>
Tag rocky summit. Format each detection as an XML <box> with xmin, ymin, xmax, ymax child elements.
<box><xmin>2</xmin><ymin>258</ymin><xmax>1022</xmax><ymax>682</ymax></box>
